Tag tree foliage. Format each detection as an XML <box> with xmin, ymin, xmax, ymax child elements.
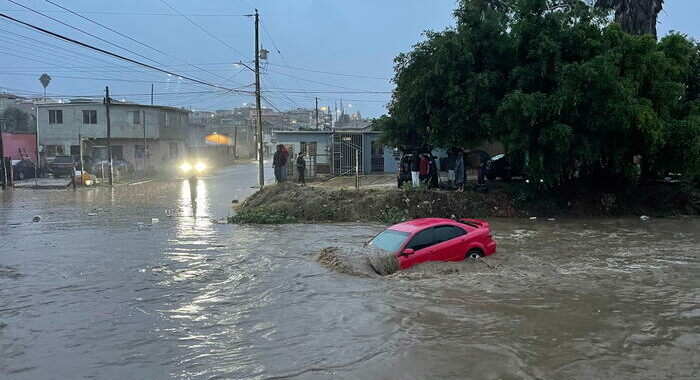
<box><xmin>1</xmin><ymin>107</ymin><xmax>30</xmax><ymax>133</ymax></box>
<box><xmin>379</xmin><ymin>0</ymin><xmax>699</xmax><ymax>187</ymax></box>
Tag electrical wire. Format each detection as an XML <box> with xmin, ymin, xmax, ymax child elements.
<box><xmin>42</xmin><ymin>0</ymin><xmax>241</xmax><ymax>85</ymax></box>
<box><xmin>158</xmin><ymin>0</ymin><xmax>250</xmax><ymax>60</ymax></box>
<box><xmin>0</xmin><ymin>12</ymin><xmax>247</xmax><ymax>92</ymax></box>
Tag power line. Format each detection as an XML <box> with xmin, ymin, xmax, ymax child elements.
<box><xmin>0</xmin><ymin>30</ymin><xmax>161</xmax><ymax>83</ymax></box>
<box><xmin>158</xmin><ymin>0</ymin><xmax>249</xmax><ymax>60</ymax></box>
<box><xmin>0</xmin><ymin>70</ymin><xmax>255</xmax><ymax>88</ymax></box>
<box><xmin>42</xmin><ymin>0</ymin><xmax>240</xmax><ymax>84</ymax></box>
<box><xmin>0</xmin><ymin>9</ymin><xmax>249</xmax><ymax>17</ymax></box>
<box><xmin>266</xmin><ymin>63</ymin><xmax>391</xmax><ymax>80</ymax></box>
<box><xmin>0</xmin><ymin>12</ymin><xmax>247</xmax><ymax>92</ymax></box>
<box><xmin>5</xmin><ymin>0</ymin><xmax>171</xmax><ymax>68</ymax></box>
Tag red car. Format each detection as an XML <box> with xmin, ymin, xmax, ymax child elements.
<box><xmin>368</xmin><ymin>218</ymin><xmax>496</xmax><ymax>270</ymax></box>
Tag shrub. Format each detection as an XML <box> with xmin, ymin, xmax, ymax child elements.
<box><xmin>227</xmin><ymin>205</ymin><xmax>296</xmax><ymax>224</ymax></box>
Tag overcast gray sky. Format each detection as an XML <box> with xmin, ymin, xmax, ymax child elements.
<box><xmin>0</xmin><ymin>0</ymin><xmax>697</xmax><ymax>117</ymax></box>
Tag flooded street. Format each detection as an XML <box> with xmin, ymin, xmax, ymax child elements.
<box><xmin>1</xmin><ymin>163</ymin><xmax>699</xmax><ymax>379</ymax></box>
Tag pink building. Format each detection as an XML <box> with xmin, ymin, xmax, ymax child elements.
<box><xmin>1</xmin><ymin>132</ymin><xmax>37</xmax><ymax>161</ymax></box>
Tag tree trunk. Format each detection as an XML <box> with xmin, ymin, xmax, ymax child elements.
<box><xmin>595</xmin><ymin>0</ymin><xmax>664</xmax><ymax>38</ymax></box>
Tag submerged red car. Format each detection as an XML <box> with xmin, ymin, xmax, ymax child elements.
<box><xmin>368</xmin><ymin>218</ymin><xmax>496</xmax><ymax>270</ymax></box>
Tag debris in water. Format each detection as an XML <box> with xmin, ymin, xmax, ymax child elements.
<box><xmin>232</xmin><ymin>199</ymin><xmax>239</xmax><ymax>203</ymax></box>
<box><xmin>88</xmin><ymin>213</ymin><xmax>97</xmax><ymax>217</ymax></box>
<box><xmin>317</xmin><ymin>246</ymin><xmax>398</xmax><ymax>276</ymax></box>
<box><xmin>151</xmin><ymin>218</ymin><xmax>160</xmax><ymax>224</ymax></box>
<box><xmin>32</xmin><ymin>215</ymin><xmax>41</xmax><ymax>223</ymax></box>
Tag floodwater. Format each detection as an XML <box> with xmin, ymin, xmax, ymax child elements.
<box><xmin>1</xmin><ymin>163</ymin><xmax>699</xmax><ymax>379</ymax></box>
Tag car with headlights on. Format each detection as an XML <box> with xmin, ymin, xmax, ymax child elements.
<box><xmin>367</xmin><ymin>218</ymin><xmax>496</xmax><ymax>270</ymax></box>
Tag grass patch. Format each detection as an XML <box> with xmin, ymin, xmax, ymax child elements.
<box><xmin>227</xmin><ymin>205</ymin><xmax>296</xmax><ymax>224</ymax></box>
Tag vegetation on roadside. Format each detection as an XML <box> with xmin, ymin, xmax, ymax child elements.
<box><xmin>376</xmin><ymin>0</ymin><xmax>700</xmax><ymax>190</ymax></box>
<box><xmin>227</xmin><ymin>205</ymin><xmax>296</xmax><ymax>224</ymax></box>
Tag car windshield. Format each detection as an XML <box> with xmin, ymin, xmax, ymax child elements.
<box><xmin>54</xmin><ymin>156</ymin><xmax>73</xmax><ymax>163</ymax></box>
<box><xmin>369</xmin><ymin>229</ymin><xmax>410</xmax><ymax>253</ymax></box>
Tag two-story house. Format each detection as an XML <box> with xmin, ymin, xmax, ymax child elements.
<box><xmin>37</xmin><ymin>99</ymin><xmax>189</xmax><ymax>172</ymax></box>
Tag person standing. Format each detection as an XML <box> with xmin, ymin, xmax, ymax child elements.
<box><xmin>455</xmin><ymin>148</ymin><xmax>465</xmax><ymax>191</ymax></box>
<box><xmin>281</xmin><ymin>145</ymin><xmax>289</xmax><ymax>182</ymax></box>
<box><xmin>419</xmin><ymin>154</ymin><xmax>430</xmax><ymax>185</ymax></box>
<box><xmin>273</xmin><ymin>145</ymin><xmax>286</xmax><ymax>183</ymax></box>
<box><xmin>446</xmin><ymin>148</ymin><xmax>457</xmax><ymax>189</ymax></box>
<box><xmin>410</xmin><ymin>151</ymin><xmax>420</xmax><ymax>187</ymax></box>
<box><xmin>296</xmin><ymin>152</ymin><xmax>306</xmax><ymax>185</ymax></box>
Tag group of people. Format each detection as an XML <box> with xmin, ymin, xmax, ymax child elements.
<box><xmin>409</xmin><ymin>153</ymin><xmax>439</xmax><ymax>188</ymax></box>
<box><xmin>273</xmin><ymin>144</ymin><xmax>306</xmax><ymax>185</ymax></box>
<box><xmin>408</xmin><ymin>147</ymin><xmax>485</xmax><ymax>191</ymax></box>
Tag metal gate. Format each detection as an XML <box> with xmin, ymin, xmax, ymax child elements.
<box><xmin>332</xmin><ymin>133</ymin><xmax>363</xmax><ymax>175</ymax></box>
<box><xmin>371</xmin><ymin>141</ymin><xmax>384</xmax><ymax>173</ymax></box>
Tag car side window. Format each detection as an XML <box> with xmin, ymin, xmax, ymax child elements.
<box><xmin>433</xmin><ymin>226</ymin><xmax>466</xmax><ymax>244</ymax></box>
<box><xmin>406</xmin><ymin>228</ymin><xmax>434</xmax><ymax>251</ymax></box>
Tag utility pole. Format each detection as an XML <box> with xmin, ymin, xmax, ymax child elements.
<box><xmin>315</xmin><ymin>97</ymin><xmax>319</xmax><ymax>129</ymax></box>
<box><xmin>254</xmin><ymin>9</ymin><xmax>264</xmax><ymax>189</ymax></box>
<box><xmin>143</xmin><ymin>110</ymin><xmax>147</xmax><ymax>175</ymax></box>
<box><xmin>150</xmin><ymin>83</ymin><xmax>154</xmax><ymax>106</ymax></box>
<box><xmin>0</xmin><ymin>120</ymin><xmax>5</xmax><ymax>190</ymax></box>
<box><xmin>355</xmin><ymin>148</ymin><xmax>359</xmax><ymax>189</ymax></box>
<box><xmin>34</xmin><ymin>106</ymin><xmax>39</xmax><ymax>187</ymax></box>
<box><xmin>104</xmin><ymin>86</ymin><xmax>113</xmax><ymax>186</ymax></box>
<box><xmin>79</xmin><ymin>132</ymin><xmax>83</xmax><ymax>185</ymax></box>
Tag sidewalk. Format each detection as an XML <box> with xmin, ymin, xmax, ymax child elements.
<box><xmin>12</xmin><ymin>178</ymin><xmax>71</xmax><ymax>189</ymax></box>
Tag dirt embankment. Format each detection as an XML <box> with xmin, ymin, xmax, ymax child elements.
<box><xmin>232</xmin><ymin>181</ymin><xmax>699</xmax><ymax>223</ymax></box>
<box><xmin>234</xmin><ymin>183</ymin><xmax>517</xmax><ymax>223</ymax></box>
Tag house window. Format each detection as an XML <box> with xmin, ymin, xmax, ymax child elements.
<box><xmin>111</xmin><ymin>145</ymin><xmax>124</xmax><ymax>160</ymax></box>
<box><xmin>82</xmin><ymin>110</ymin><xmax>97</xmax><ymax>124</ymax></box>
<box><xmin>169</xmin><ymin>142</ymin><xmax>179</xmax><ymax>158</ymax></box>
<box><xmin>300</xmin><ymin>141</ymin><xmax>307</xmax><ymax>155</ymax></box>
<box><xmin>46</xmin><ymin>145</ymin><xmax>63</xmax><ymax>156</ymax></box>
<box><xmin>48</xmin><ymin>110</ymin><xmax>63</xmax><ymax>124</ymax></box>
<box><xmin>308</xmin><ymin>141</ymin><xmax>317</xmax><ymax>156</ymax></box>
<box><xmin>70</xmin><ymin>145</ymin><xmax>80</xmax><ymax>157</ymax></box>
<box><xmin>135</xmin><ymin>144</ymin><xmax>149</xmax><ymax>159</ymax></box>
<box><xmin>128</xmin><ymin>110</ymin><xmax>141</xmax><ymax>125</ymax></box>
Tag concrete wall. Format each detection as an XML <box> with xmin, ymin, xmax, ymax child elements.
<box><xmin>274</xmin><ymin>133</ymin><xmax>332</xmax><ymax>165</ymax></box>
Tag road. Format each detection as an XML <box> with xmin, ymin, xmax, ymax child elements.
<box><xmin>1</xmin><ymin>162</ymin><xmax>699</xmax><ymax>379</ymax></box>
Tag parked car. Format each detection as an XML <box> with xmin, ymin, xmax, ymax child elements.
<box><xmin>368</xmin><ymin>218</ymin><xmax>496</xmax><ymax>270</ymax></box>
<box><xmin>49</xmin><ymin>155</ymin><xmax>78</xmax><ymax>177</ymax></box>
<box><xmin>11</xmin><ymin>159</ymin><xmax>38</xmax><ymax>180</ymax></box>
<box><xmin>484</xmin><ymin>154</ymin><xmax>525</xmax><ymax>181</ymax></box>
<box><xmin>397</xmin><ymin>153</ymin><xmax>439</xmax><ymax>188</ymax></box>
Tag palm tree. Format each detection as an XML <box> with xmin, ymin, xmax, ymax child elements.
<box><xmin>38</xmin><ymin>73</ymin><xmax>51</xmax><ymax>100</ymax></box>
<box><xmin>595</xmin><ymin>0</ymin><xmax>664</xmax><ymax>38</ymax></box>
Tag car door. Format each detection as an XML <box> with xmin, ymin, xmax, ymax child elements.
<box><xmin>431</xmin><ymin>225</ymin><xmax>468</xmax><ymax>261</ymax></box>
<box><xmin>401</xmin><ymin>227</ymin><xmax>436</xmax><ymax>268</ymax></box>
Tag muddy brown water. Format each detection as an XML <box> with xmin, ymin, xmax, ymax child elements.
<box><xmin>1</xmin><ymin>163</ymin><xmax>699</xmax><ymax>379</ymax></box>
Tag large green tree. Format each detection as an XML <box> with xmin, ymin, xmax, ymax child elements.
<box><xmin>379</xmin><ymin>0</ymin><xmax>699</xmax><ymax>187</ymax></box>
<box><xmin>1</xmin><ymin>107</ymin><xmax>30</xmax><ymax>133</ymax></box>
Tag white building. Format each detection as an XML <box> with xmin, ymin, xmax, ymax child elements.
<box><xmin>37</xmin><ymin>99</ymin><xmax>189</xmax><ymax>172</ymax></box>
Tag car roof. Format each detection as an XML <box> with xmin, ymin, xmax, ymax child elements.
<box><xmin>388</xmin><ymin>218</ymin><xmax>459</xmax><ymax>233</ymax></box>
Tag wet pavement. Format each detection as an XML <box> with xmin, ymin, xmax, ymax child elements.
<box><xmin>1</xmin><ymin>163</ymin><xmax>699</xmax><ymax>379</ymax></box>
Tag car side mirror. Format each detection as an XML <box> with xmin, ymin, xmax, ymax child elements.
<box><xmin>402</xmin><ymin>248</ymin><xmax>415</xmax><ymax>256</ymax></box>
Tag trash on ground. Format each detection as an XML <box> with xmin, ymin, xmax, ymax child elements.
<box><xmin>640</xmin><ymin>215</ymin><xmax>650</xmax><ymax>221</ymax></box>
<box><xmin>32</xmin><ymin>216</ymin><xmax>41</xmax><ymax>223</ymax></box>
<box><xmin>529</xmin><ymin>216</ymin><xmax>537</xmax><ymax>220</ymax></box>
<box><xmin>151</xmin><ymin>218</ymin><xmax>160</xmax><ymax>224</ymax></box>
<box><xmin>88</xmin><ymin>213</ymin><xmax>97</xmax><ymax>217</ymax></box>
